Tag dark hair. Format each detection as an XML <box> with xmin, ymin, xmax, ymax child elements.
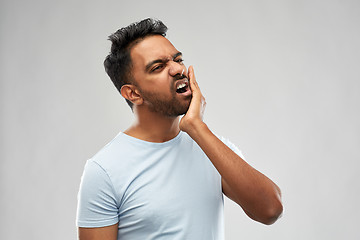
<box><xmin>104</xmin><ymin>18</ymin><xmax>168</xmax><ymax>109</ymax></box>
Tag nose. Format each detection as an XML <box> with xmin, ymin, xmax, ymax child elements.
<box><xmin>168</xmin><ymin>60</ymin><xmax>186</xmax><ymax>77</ymax></box>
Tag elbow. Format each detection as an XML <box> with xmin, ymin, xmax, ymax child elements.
<box><xmin>260</xmin><ymin>199</ymin><xmax>283</xmax><ymax>225</ymax></box>
<box><xmin>243</xmin><ymin>197</ymin><xmax>283</xmax><ymax>225</ymax></box>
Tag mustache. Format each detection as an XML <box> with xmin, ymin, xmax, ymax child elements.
<box><xmin>173</xmin><ymin>73</ymin><xmax>187</xmax><ymax>81</ymax></box>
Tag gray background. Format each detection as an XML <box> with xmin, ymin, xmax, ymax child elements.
<box><xmin>1</xmin><ymin>0</ymin><xmax>359</xmax><ymax>239</ymax></box>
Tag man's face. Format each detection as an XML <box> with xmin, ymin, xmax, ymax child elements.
<box><xmin>130</xmin><ymin>35</ymin><xmax>192</xmax><ymax>117</ymax></box>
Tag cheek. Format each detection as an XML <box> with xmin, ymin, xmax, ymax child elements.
<box><xmin>146</xmin><ymin>75</ymin><xmax>173</xmax><ymax>92</ymax></box>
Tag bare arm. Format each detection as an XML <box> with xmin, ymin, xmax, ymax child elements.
<box><xmin>78</xmin><ymin>224</ymin><xmax>118</xmax><ymax>240</ymax></box>
<box><xmin>180</xmin><ymin>66</ymin><xmax>283</xmax><ymax>225</ymax></box>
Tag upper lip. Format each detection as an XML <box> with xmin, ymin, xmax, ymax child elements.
<box><xmin>175</xmin><ymin>78</ymin><xmax>189</xmax><ymax>90</ymax></box>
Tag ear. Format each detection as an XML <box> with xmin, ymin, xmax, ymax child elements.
<box><xmin>120</xmin><ymin>84</ymin><xmax>143</xmax><ymax>106</ymax></box>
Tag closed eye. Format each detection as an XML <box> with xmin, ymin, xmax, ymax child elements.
<box><xmin>174</xmin><ymin>58</ymin><xmax>184</xmax><ymax>64</ymax></box>
<box><xmin>151</xmin><ymin>64</ymin><xmax>164</xmax><ymax>72</ymax></box>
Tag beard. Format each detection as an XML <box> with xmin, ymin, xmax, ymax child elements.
<box><xmin>139</xmin><ymin>88</ymin><xmax>191</xmax><ymax>117</ymax></box>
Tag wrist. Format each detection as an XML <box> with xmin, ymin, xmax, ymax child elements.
<box><xmin>183</xmin><ymin>120</ymin><xmax>208</xmax><ymax>138</ymax></box>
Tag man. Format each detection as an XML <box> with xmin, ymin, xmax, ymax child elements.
<box><xmin>76</xmin><ymin>18</ymin><xmax>283</xmax><ymax>240</ymax></box>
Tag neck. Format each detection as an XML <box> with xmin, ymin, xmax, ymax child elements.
<box><xmin>124</xmin><ymin>107</ymin><xmax>181</xmax><ymax>143</ymax></box>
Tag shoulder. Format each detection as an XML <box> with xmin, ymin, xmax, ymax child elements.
<box><xmin>90</xmin><ymin>132</ymin><xmax>134</xmax><ymax>166</ymax></box>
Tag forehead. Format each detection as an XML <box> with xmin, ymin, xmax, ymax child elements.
<box><xmin>130</xmin><ymin>35</ymin><xmax>178</xmax><ymax>69</ymax></box>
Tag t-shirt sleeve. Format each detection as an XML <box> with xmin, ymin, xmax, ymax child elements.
<box><xmin>76</xmin><ymin>159</ymin><xmax>119</xmax><ymax>228</ymax></box>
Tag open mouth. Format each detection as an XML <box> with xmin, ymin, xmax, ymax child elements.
<box><xmin>174</xmin><ymin>78</ymin><xmax>191</xmax><ymax>97</ymax></box>
<box><xmin>175</xmin><ymin>79</ymin><xmax>190</xmax><ymax>94</ymax></box>
<box><xmin>176</xmin><ymin>82</ymin><xmax>188</xmax><ymax>93</ymax></box>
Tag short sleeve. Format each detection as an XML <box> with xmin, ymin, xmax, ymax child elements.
<box><xmin>76</xmin><ymin>160</ymin><xmax>119</xmax><ymax>228</ymax></box>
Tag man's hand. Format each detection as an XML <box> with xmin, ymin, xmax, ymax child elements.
<box><xmin>179</xmin><ymin>66</ymin><xmax>206</xmax><ymax>133</ymax></box>
<box><xmin>178</xmin><ymin>66</ymin><xmax>283</xmax><ymax>225</ymax></box>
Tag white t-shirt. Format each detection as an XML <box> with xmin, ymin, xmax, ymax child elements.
<box><xmin>76</xmin><ymin>131</ymin><xmax>243</xmax><ymax>240</ymax></box>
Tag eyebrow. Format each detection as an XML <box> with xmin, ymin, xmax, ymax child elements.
<box><xmin>145</xmin><ymin>52</ymin><xmax>183</xmax><ymax>71</ymax></box>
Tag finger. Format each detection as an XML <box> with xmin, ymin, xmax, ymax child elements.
<box><xmin>188</xmin><ymin>65</ymin><xmax>194</xmax><ymax>81</ymax></box>
<box><xmin>188</xmin><ymin>66</ymin><xmax>199</xmax><ymax>90</ymax></box>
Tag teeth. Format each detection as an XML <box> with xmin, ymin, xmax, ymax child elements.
<box><xmin>177</xmin><ymin>83</ymin><xmax>186</xmax><ymax>90</ymax></box>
